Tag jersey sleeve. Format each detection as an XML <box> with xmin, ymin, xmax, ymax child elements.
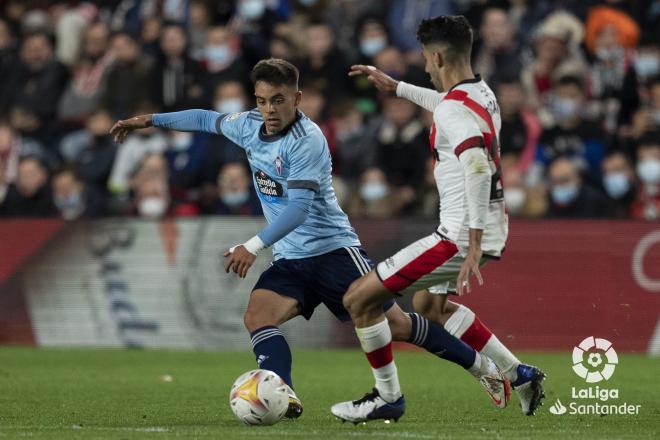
<box><xmin>283</xmin><ymin>132</ymin><xmax>326</xmax><ymax>193</ymax></box>
<box><xmin>436</xmin><ymin>101</ymin><xmax>484</xmax><ymax>157</ymax></box>
<box><xmin>217</xmin><ymin>111</ymin><xmax>256</xmax><ymax>147</ymax></box>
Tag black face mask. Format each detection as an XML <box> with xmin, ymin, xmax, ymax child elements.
<box><xmin>93</xmin><ymin>134</ymin><xmax>111</xmax><ymax>145</ymax></box>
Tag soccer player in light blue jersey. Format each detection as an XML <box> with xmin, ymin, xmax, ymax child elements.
<box><xmin>110</xmin><ymin>58</ymin><xmax>507</xmax><ymax>420</ymax></box>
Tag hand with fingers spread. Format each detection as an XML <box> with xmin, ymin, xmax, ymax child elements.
<box><xmin>109</xmin><ymin>114</ymin><xmax>153</xmax><ymax>144</ymax></box>
<box><xmin>348</xmin><ymin>65</ymin><xmax>399</xmax><ymax>93</ymax></box>
<box><xmin>456</xmin><ymin>247</ymin><xmax>483</xmax><ymax>296</ymax></box>
<box><xmin>223</xmin><ymin>245</ymin><xmax>257</xmax><ymax>279</ymax></box>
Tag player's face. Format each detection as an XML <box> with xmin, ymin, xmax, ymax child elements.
<box><xmin>422</xmin><ymin>45</ymin><xmax>444</xmax><ymax>92</ymax></box>
<box><xmin>254</xmin><ymin>81</ymin><xmax>302</xmax><ymax>134</ymax></box>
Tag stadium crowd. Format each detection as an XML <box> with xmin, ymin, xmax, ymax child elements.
<box><xmin>0</xmin><ymin>0</ymin><xmax>658</xmax><ymax>221</ymax></box>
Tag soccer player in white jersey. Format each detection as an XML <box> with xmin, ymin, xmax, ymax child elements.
<box><xmin>332</xmin><ymin>16</ymin><xmax>545</xmax><ymax>423</ymax></box>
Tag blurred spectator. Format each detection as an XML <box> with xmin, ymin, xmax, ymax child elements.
<box><xmin>0</xmin><ymin>156</ymin><xmax>56</xmax><ymax>217</ymax></box>
<box><xmin>601</xmin><ymin>150</ymin><xmax>636</xmax><ymax>218</ymax></box>
<box><xmin>57</xmin><ymin>22</ymin><xmax>114</xmax><ymax>125</ymax></box>
<box><xmin>375</xmin><ymin>96</ymin><xmax>428</xmax><ymax>193</ymax></box>
<box><xmin>496</xmin><ymin>78</ymin><xmax>542</xmax><ymax>172</ymax></box>
<box><xmin>0</xmin><ymin>19</ymin><xmax>17</xmax><ymax>108</ymax></box>
<box><xmin>52</xmin><ymin>166</ymin><xmax>105</xmax><ymax>220</ymax></box>
<box><xmin>348</xmin><ymin>167</ymin><xmax>397</xmax><ymax>219</ymax></box>
<box><xmin>214</xmin><ymin>80</ymin><xmax>249</xmax><ymax>115</ymax></box>
<box><xmin>387</xmin><ymin>0</ymin><xmax>452</xmax><ymax>56</ymax></box>
<box><xmin>2</xmin><ymin>31</ymin><xmax>69</xmax><ymax>147</ymax></box>
<box><xmin>585</xmin><ymin>5</ymin><xmax>640</xmax><ymax>56</ymax></box>
<box><xmin>214</xmin><ymin>162</ymin><xmax>262</xmax><ymax>216</ymax></box>
<box><xmin>187</xmin><ymin>0</ymin><xmax>214</xmax><ymax>61</ymax></box>
<box><xmin>74</xmin><ymin>110</ymin><xmax>117</xmax><ymax>197</ymax></box>
<box><xmin>472</xmin><ymin>7</ymin><xmax>521</xmax><ymax>83</ymax></box>
<box><xmin>502</xmin><ymin>165</ymin><xmax>547</xmax><ymax>219</ymax></box>
<box><xmin>547</xmin><ymin>157</ymin><xmax>613</xmax><ymax>218</ymax></box>
<box><xmin>109</xmin><ymin>103</ymin><xmax>169</xmax><ymax>195</ymax></box>
<box><xmin>151</xmin><ymin>22</ymin><xmax>204</xmax><ymax>112</ymax></box>
<box><xmin>130</xmin><ymin>153</ymin><xmax>199</xmax><ymax>218</ymax></box>
<box><xmin>54</xmin><ymin>2</ymin><xmax>98</xmax><ymax>66</ymax></box>
<box><xmin>618</xmin><ymin>34</ymin><xmax>660</xmax><ymax>133</ymax></box>
<box><xmin>415</xmin><ymin>157</ymin><xmax>440</xmax><ymax>219</ymax></box>
<box><xmin>268</xmin><ymin>34</ymin><xmax>297</xmax><ymax>61</ymax></box>
<box><xmin>298</xmin><ymin>20</ymin><xmax>350</xmax><ymax>103</ymax></box>
<box><xmin>536</xmin><ymin>76</ymin><xmax>605</xmax><ymax>181</ymax></box>
<box><xmin>201</xmin><ymin>24</ymin><xmax>250</xmax><ymax>101</ymax></box>
<box><xmin>631</xmin><ymin>136</ymin><xmax>660</xmax><ymax>220</ymax></box>
<box><xmin>520</xmin><ymin>12</ymin><xmax>587</xmax><ymax>111</ymax></box>
<box><xmin>333</xmin><ymin>98</ymin><xmax>378</xmax><ymax>180</ymax></box>
<box><xmin>356</xmin><ymin>16</ymin><xmax>388</xmax><ymax>62</ymax></box>
<box><xmin>101</xmin><ymin>31</ymin><xmax>153</xmax><ymax>120</ymax></box>
<box><xmin>587</xmin><ymin>19</ymin><xmax>638</xmax><ymax>135</ymax></box>
<box><xmin>630</xmin><ymin>76</ymin><xmax>660</xmax><ymax>140</ymax></box>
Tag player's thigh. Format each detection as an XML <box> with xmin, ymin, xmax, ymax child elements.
<box><xmin>376</xmin><ymin>233</ymin><xmax>461</xmax><ymax>296</ymax></box>
<box><xmin>244</xmin><ymin>289</ymin><xmax>301</xmax><ymax>331</ymax></box>
<box><xmin>343</xmin><ymin>271</ymin><xmax>395</xmax><ymax>314</ymax></box>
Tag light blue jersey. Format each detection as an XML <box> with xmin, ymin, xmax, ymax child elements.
<box><xmin>216</xmin><ymin>109</ymin><xmax>360</xmax><ymax>260</ymax></box>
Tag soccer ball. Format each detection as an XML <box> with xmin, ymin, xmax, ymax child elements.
<box><xmin>229</xmin><ymin>369</ymin><xmax>289</xmax><ymax>426</ymax></box>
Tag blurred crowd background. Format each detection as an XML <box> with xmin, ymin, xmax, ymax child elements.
<box><xmin>0</xmin><ymin>0</ymin><xmax>659</xmax><ymax>222</ymax></box>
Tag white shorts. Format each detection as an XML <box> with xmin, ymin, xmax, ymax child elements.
<box><xmin>375</xmin><ymin>230</ymin><xmax>491</xmax><ymax>296</ymax></box>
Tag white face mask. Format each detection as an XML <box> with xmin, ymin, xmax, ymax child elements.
<box><xmin>215</xmin><ymin>98</ymin><xmax>245</xmax><ymax>114</ymax></box>
<box><xmin>504</xmin><ymin>187</ymin><xmax>526</xmax><ymax>214</ymax></box>
<box><xmin>360</xmin><ymin>37</ymin><xmax>387</xmax><ymax>57</ymax></box>
<box><xmin>238</xmin><ymin>0</ymin><xmax>266</xmax><ymax>20</ymax></box>
<box><xmin>637</xmin><ymin>158</ymin><xmax>660</xmax><ymax>185</ymax></box>
<box><xmin>360</xmin><ymin>182</ymin><xmax>388</xmax><ymax>201</ymax></box>
<box><xmin>139</xmin><ymin>197</ymin><xmax>168</xmax><ymax>219</ymax></box>
<box><xmin>171</xmin><ymin>132</ymin><xmax>193</xmax><ymax>151</ymax></box>
<box><xmin>634</xmin><ymin>54</ymin><xmax>660</xmax><ymax>78</ymax></box>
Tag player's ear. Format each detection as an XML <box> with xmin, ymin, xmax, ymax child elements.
<box><xmin>294</xmin><ymin>90</ymin><xmax>302</xmax><ymax>107</ymax></box>
<box><xmin>433</xmin><ymin>51</ymin><xmax>444</xmax><ymax>70</ymax></box>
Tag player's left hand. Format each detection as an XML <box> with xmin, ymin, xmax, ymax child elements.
<box><xmin>223</xmin><ymin>245</ymin><xmax>256</xmax><ymax>278</ymax></box>
<box><xmin>456</xmin><ymin>248</ymin><xmax>483</xmax><ymax>295</ymax></box>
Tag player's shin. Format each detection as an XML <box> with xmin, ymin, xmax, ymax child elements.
<box><xmin>407</xmin><ymin>312</ymin><xmax>477</xmax><ymax>369</ymax></box>
<box><xmin>250</xmin><ymin>326</ymin><xmax>293</xmax><ymax>388</ymax></box>
<box><xmin>444</xmin><ymin>304</ymin><xmax>520</xmax><ymax>382</ymax></box>
<box><xmin>356</xmin><ymin>318</ymin><xmax>401</xmax><ymax>403</ymax></box>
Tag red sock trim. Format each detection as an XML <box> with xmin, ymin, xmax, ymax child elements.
<box><xmin>365</xmin><ymin>342</ymin><xmax>394</xmax><ymax>369</ymax></box>
<box><xmin>460</xmin><ymin>317</ymin><xmax>493</xmax><ymax>352</ymax></box>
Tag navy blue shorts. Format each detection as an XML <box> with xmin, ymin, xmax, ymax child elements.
<box><xmin>253</xmin><ymin>246</ymin><xmax>395</xmax><ymax>322</ymax></box>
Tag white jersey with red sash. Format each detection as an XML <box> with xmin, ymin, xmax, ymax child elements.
<box><xmin>430</xmin><ymin>77</ymin><xmax>508</xmax><ymax>257</ymax></box>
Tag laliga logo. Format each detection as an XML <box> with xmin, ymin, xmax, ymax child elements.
<box><xmin>572</xmin><ymin>336</ymin><xmax>618</xmax><ymax>383</ymax></box>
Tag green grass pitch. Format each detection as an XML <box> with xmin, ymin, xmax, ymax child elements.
<box><xmin>0</xmin><ymin>348</ymin><xmax>658</xmax><ymax>439</ymax></box>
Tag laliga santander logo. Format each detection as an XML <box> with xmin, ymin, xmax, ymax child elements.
<box><xmin>572</xmin><ymin>336</ymin><xmax>618</xmax><ymax>383</ymax></box>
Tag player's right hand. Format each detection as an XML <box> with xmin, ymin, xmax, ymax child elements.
<box><xmin>348</xmin><ymin>65</ymin><xmax>399</xmax><ymax>93</ymax></box>
<box><xmin>109</xmin><ymin>114</ymin><xmax>152</xmax><ymax>144</ymax></box>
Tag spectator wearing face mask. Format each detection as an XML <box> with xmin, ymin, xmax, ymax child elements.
<box><xmin>348</xmin><ymin>167</ymin><xmax>396</xmax><ymax>219</ymax></box>
<box><xmin>537</xmin><ymin>76</ymin><xmax>605</xmax><ymax>182</ymax></box>
<box><xmin>52</xmin><ymin>166</ymin><xmax>105</xmax><ymax>220</ymax></box>
<box><xmin>502</xmin><ymin>166</ymin><xmax>547</xmax><ymax>219</ymax></box>
<box><xmin>0</xmin><ymin>155</ymin><xmax>56</xmax><ymax>217</ymax></box>
<box><xmin>355</xmin><ymin>16</ymin><xmax>388</xmax><ymax>62</ymax></box>
<box><xmin>547</xmin><ymin>157</ymin><xmax>614</xmax><ymax>219</ymax></box>
<box><xmin>631</xmin><ymin>137</ymin><xmax>660</xmax><ymax>220</ymax></box>
<box><xmin>201</xmin><ymin>25</ymin><xmax>249</xmax><ymax>100</ymax></box>
<box><xmin>601</xmin><ymin>151</ymin><xmax>636</xmax><ymax>218</ymax></box>
<box><xmin>151</xmin><ymin>22</ymin><xmax>205</xmax><ymax>112</ymax></box>
<box><xmin>617</xmin><ymin>34</ymin><xmax>659</xmax><ymax>136</ymax></box>
<box><xmin>332</xmin><ymin>98</ymin><xmax>378</xmax><ymax>181</ymax></box>
<box><xmin>214</xmin><ymin>162</ymin><xmax>261</xmax><ymax>216</ymax></box>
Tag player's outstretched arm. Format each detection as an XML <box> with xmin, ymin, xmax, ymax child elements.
<box><xmin>348</xmin><ymin>65</ymin><xmax>443</xmax><ymax>112</ymax></box>
<box><xmin>110</xmin><ymin>109</ymin><xmax>221</xmax><ymax>144</ymax></box>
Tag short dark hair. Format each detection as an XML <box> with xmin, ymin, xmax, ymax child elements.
<box><xmin>556</xmin><ymin>75</ymin><xmax>584</xmax><ymax>90</ymax></box>
<box><xmin>250</xmin><ymin>58</ymin><xmax>299</xmax><ymax>89</ymax></box>
<box><xmin>416</xmin><ymin>15</ymin><xmax>473</xmax><ymax>61</ymax></box>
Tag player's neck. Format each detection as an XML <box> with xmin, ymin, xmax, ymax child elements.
<box><xmin>442</xmin><ymin>65</ymin><xmax>476</xmax><ymax>92</ymax></box>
